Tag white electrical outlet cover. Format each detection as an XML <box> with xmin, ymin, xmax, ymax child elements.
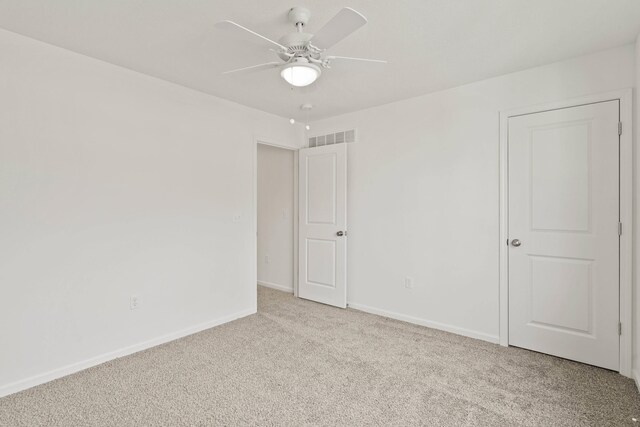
<box><xmin>404</xmin><ymin>277</ymin><xmax>414</xmax><ymax>289</ymax></box>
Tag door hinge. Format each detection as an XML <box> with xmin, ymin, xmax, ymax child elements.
<box><xmin>619</xmin><ymin>322</ymin><xmax>622</xmax><ymax>336</ymax></box>
<box><xmin>618</xmin><ymin>122</ymin><xmax>622</xmax><ymax>136</ymax></box>
<box><xmin>618</xmin><ymin>222</ymin><xmax>622</xmax><ymax>236</ymax></box>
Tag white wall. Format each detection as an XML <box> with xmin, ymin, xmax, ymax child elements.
<box><xmin>257</xmin><ymin>144</ymin><xmax>295</xmax><ymax>292</ymax></box>
<box><xmin>308</xmin><ymin>45</ymin><xmax>636</xmax><ymax>344</ymax></box>
<box><xmin>0</xmin><ymin>29</ymin><xmax>301</xmax><ymax>395</ymax></box>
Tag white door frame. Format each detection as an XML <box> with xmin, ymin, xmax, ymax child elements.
<box><xmin>499</xmin><ymin>89</ymin><xmax>633</xmax><ymax>377</ymax></box>
<box><xmin>252</xmin><ymin>137</ymin><xmax>300</xmax><ymax>304</ymax></box>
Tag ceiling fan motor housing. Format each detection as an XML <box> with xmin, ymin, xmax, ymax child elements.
<box><xmin>277</xmin><ymin>32</ymin><xmax>314</xmax><ymax>61</ymax></box>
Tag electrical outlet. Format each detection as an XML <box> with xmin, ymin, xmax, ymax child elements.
<box><xmin>404</xmin><ymin>277</ymin><xmax>414</xmax><ymax>289</ymax></box>
<box><xmin>130</xmin><ymin>295</ymin><xmax>139</xmax><ymax>310</ymax></box>
<box><xmin>232</xmin><ymin>214</ymin><xmax>242</xmax><ymax>223</ymax></box>
<box><xmin>265</xmin><ymin>255</ymin><xmax>269</xmax><ymax>264</ymax></box>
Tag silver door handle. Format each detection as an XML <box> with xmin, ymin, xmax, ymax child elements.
<box><xmin>511</xmin><ymin>239</ymin><xmax>521</xmax><ymax>247</ymax></box>
<box><xmin>336</xmin><ymin>231</ymin><xmax>345</xmax><ymax>237</ymax></box>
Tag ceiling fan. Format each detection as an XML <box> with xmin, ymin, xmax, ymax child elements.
<box><xmin>216</xmin><ymin>7</ymin><xmax>387</xmax><ymax>87</ymax></box>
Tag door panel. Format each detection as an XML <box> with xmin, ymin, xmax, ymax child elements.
<box><xmin>306</xmin><ymin>154</ymin><xmax>337</xmax><ymax>225</ymax></box>
<box><xmin>530</xmin><ymin>123</ymin><xmax>590</xmax><ymax>232</ymax></box>
<box><xmin>298</xmin><ymin>144</ymin><xmax>347</xmax><ymax>308</ymax></box>
<box><xmin>529</xmin><ymin>255</ymin><xmax>592</xmax><ymax>334</ymax></box>
<box><xmin>508</xmin><ymin>101</ymin><xmax>619</xmax><ymax>370</ymax></box>
<box><xmin>306</xmin><ymin>239</ymin><xmax>336</xmax><ymax>287</ymax></box>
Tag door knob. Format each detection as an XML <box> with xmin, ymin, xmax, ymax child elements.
<box><xmin>336</xmin><ymin>231</ymin><xmax>345</xmax><ymax>237</ymax></box>
<box><xmin>511</xmin><ymin>239</ymin><xmax>521</xmax><ymax>247</ymax></box>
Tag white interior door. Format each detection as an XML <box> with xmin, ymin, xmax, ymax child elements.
<box><xmin>298</xmin><ymin>143</ymin><xmax>347</xmax><ymax>308</ymax></box>
<box><xmin>508</xmin><ymin>100</ymin><xmax>620</xmax><ymax>370</ymax></box>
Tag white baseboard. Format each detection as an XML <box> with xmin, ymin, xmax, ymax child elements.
<box><xmin>258</xmin><ymin>280</ymin><xmax>293</xmax><ymax>293</ymax></box>
<box><xmin>0</xmin><ymin>308</ymin><xmax>255</xmax><ymax>398</ymax></box>
<box><xmin>633</xmin><ymin>369</ymin><xmax>640</xmax><ymax>392</ymax></box>
<box><xmin>347</xmin><ymin>302</ymin><xmax>500</xmax><ymax>344</ymax></box>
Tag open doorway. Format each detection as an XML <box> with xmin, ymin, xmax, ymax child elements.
<box><xmin>256</xmin><ymin>142</ymin><xmax>297</xmax><ymax>295</ymax></box>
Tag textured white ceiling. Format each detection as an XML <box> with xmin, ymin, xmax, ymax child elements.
<box><xmin>1</xmin><ymin>0</ymin><xmax>639</xmax><ymax>120</ymax></box>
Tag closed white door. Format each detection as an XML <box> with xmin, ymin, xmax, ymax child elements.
<box><xmin>298</xmin><ymin>143</ymin><xmax>347</xmax><ymax>308</ymax></box>
<box><xmin>508</xmin><ymin>101</ymin><xmax>619</xmax><ymax>370</ymax></box>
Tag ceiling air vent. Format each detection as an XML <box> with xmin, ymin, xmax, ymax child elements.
<box><xmin>308</xmin><ymin>129</ymin><xmax>357</xmax><ymax>148</ymax></box>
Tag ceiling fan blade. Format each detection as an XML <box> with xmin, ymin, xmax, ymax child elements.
<box><xmin>326</xmin><ymin>55</ymin><xmax>387</xmax><ymax>64</ymax></box>
<box><xmin>216</xmin><ymin>20</ymin><xmax>287</xmax><ymax>50</ymax></box>
<box><xmin>222</xmin><ymin>62</ymin><xmax>281</xmax><ymax>74</ymax></box>
<box><xmin>311</xmin><ymin>8</ymin><xmax>367</xmax><ymax>49</ymax></box>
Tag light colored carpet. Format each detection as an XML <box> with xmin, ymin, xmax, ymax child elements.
<box><xmin>1</xmin><ymin>286</ymin><xmax>639</xmax><ymax>426</ymax></box>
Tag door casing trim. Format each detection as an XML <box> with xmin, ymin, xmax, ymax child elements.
<box><xmin>498</xmin><ymin>88</ymin><xmax>633</xmax><ymax>377</ymax></box>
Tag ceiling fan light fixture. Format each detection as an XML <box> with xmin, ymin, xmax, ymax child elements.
<box><xmin>280</xmin><ymin>59</ymin><xmax>321</xmax><ymax>87</ymax></box>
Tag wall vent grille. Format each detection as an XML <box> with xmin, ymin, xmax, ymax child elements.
<box><xmin>308</xmin><ymin>129</ymin><xmax>357</xmax><ymax>148</ymax></box>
